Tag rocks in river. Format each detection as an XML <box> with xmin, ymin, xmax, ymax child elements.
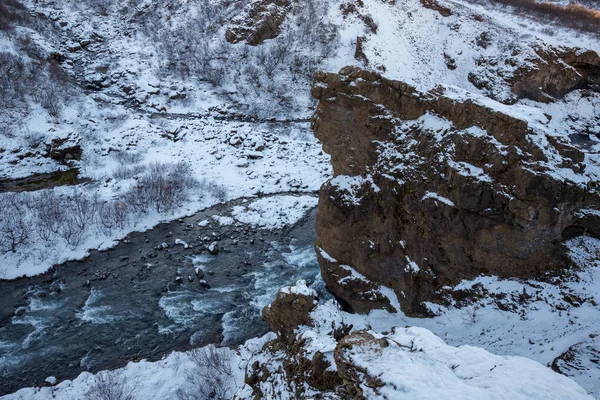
<box><xmin>156</xmin><ymin>242</ymin><xmax>169</xmax><ymax>250</ymax></box>
<box><xmin>311</xmin><ymin>66</ymin><xmax>600</xmax><ymax>315</ymax></box>
<box><xmin>198</xmin><ymin>279</ymin><xmax>211</xmax><ymax>289</ymax></box>
<box><xmin>174</xmin><ymin>238</ymin><xmax>189</xmax><ymax>249</ymax></box>
<box><xmin>208</xmin><ymin>241</ymin><xmax>219</xmax><ymax>255</ymax></box>
<box><xmin>14</xmin><ymin>306</ymin><xmax>27</xmax><ymax>316</ymax></box>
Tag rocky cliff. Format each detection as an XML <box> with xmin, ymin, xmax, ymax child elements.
<box><xmin>237</xmin><ymin>282</ymin><xmax>593</xmax><ymax>399</ymax></box>
<box><xmin>311</xmin><ymin>65</ymin><xmax>600</xmax><ymax>316</ymax></box>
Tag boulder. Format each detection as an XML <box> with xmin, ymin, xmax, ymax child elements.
<box><xmin>262</xmin><ymin>280</ymin><xmax>318</xmax><ymax>344</ymax></box>
<box><xmin>225</xmin><ymin>0</ymin><xmax>291</xmax><ymax>45</ymax></box>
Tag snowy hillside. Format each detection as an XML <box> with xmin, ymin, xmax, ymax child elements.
<box><xmin>0</xmin><ymin>0</ymin><xmax>599</xmax><ymax>398</ymax></box>
<box><xmin>1</xmin><ymin>0</ymin><xmax>598</xmax><ymax>278</ymax></box>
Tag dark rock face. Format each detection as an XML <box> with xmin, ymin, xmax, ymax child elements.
<box><xmin>262</xmin><ymin>281</ymin><xmax>318</xmax><ymax>344</ymax></box>
<box><xmin>245</xmin><ymin>284</ymin><xmax>342</xmax><ymax>398</ymax></box>
<box><xmin>511</xmin><ymin>48</ymin><xmax>600</xmax><ymax>103</ymax></box>
<box><xmin>225</xmin><ymin>0</ymin><xmax>291</xmax><ymax>45</ymax></box>
<box><xmin>469</xmin><ymin>46</ymin><xmax>600</xmax><ymax>104</ymax></box>
<box><xmin>311</xmin><ymin>66</ymin><xmax>600</xmax><ymax>315</ymax></box>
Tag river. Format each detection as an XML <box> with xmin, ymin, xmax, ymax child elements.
<box><xmin>0</xmin><ymin>195</ymin><xmax>324</xmax><ymax>395</ymax></box>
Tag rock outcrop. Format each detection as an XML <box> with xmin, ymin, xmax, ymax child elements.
<box><xmin>469</xmin><ymin>46</ymin><xmax>600</xmax><ymax>104</ymax></box>
<box><xmin>225</xmin><ymin>0</ymin><xmax>291</xmax><ymax>45</ymax></box>
<box><xmin>262</xmin><ymin>279</ymin><xmax>318</xmax><ymax>345</ymax></box>
<box><xmin>311</xmin><ymin>66</ymin><xmax>600</xmax><ymax>315</ymax></box>
<box><xmin>239</xmin><ymin>295</ymin><xmax>592</xmax><ymax>399</ymax></box>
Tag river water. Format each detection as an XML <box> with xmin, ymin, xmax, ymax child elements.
<box><xmin>0</xmin><ymin>196</ymin><xmax>324</xmax><ymax>395</ymax></box>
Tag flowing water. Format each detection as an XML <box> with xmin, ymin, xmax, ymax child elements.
<box><xmin>0</xmin><ymin>196</ymin><xmax>325</xmax><ymax>395</ymax></box>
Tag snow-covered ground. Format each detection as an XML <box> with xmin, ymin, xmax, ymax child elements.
<box><xmin>2</xmin><ymin>0</ymin><xmax>598</xmax><ymax>278</ymax></box>
<box><xmin>1</xmin><ymin>0</ymin><xmax>599</xmax><ymax>397</ymax></box>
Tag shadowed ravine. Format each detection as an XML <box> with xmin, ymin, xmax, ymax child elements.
<box><xmin>0</xmin><ymin>194</ymin><xmax>324</xmax><ymax>395</ymax></box>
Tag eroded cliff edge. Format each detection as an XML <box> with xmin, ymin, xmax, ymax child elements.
<box><xmin>311</xmin><ymin>66</ymin><xmax>600</xmax><ymax>316</ymax></box>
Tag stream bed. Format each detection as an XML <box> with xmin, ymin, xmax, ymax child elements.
<box><xmin>0</xmin><ymin>195</ymin><xmax>323</xmax><ymax>395</ymax></box>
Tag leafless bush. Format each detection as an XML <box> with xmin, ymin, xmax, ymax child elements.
<box><xmin>0</xmin><ymin>50</ymin><xmax>72</xmax><ymax>118</ymax></box>
<box><xmin>205</xmin><ymin>66</ymin><xmax>226</xmax><ymax>87</ymax></box>
<box><xmin>0</xmin><ymin>193</ymin><xmax>31</xmax><ymax>253</ymax></box>
<box><xmin>32</xmin><ymin>83</ymin><xmax>63</xmax><ymax>118</ymax></box>
<box><xmin>0</xmin><ymin>0</ymin><xmax>27</xmax><ymax>31</ymax></box>
<box><xmin>85</xmin><ymin>370</ymin><xmax>137</xmax><ymax>400</ymax></box>
<box><xmin>22</xmin><ymin>131</ymin><xmax>46</xmax><ymax>148</ymax></box>
<box><xmin>112</xmin><ymin>151</ymin><xmax>144</xmax><ymax>165</ymax></box>
<box><xmin>112</xmin><ymin>164</ymin><xmax>146</xmax><ymax>180</ymax></box>
<box><xmin>176</xmin><ymin>345</ymin><xmax>236</xmax><ymax>400</ymax></box>
<box><xmin>200</xmin><ymin>180</ymin><xmax>228</xmax><ymax>202</ymax></box>
<box><xmin>56</xmin><ymin>190</ymin><xmax>99</xmax><ymax>247</ymax></box>
<box><xmin>0</xmin><ymin>52</ymin><xmax>29</xmax><ymax>108</ymax></box>
<box><xmin>97</xmin><ymin>201</ymin><xmax>131</xmax><ymax>236</ymax></box>
<box><xmin>122</xmin><ymin>162</ymin><xmax>198</xmax><ymax>214</ymax></box>
<box><xmin>34</xmin><ymin>190</ymin><xmax>65</xmax><ymax>242</ymax></box>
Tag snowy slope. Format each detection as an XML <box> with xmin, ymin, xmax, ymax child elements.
<box><xmin>0</xmin><ymin>0</ymin><xmax>599</xmax><ymax>397</ymax></box>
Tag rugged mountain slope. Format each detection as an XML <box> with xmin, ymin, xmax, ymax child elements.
<box><xmin>312</xmin><ymin>65</ymin><xmax>600</xmax><ymax>315</ymax></box>
<box><xmin>1</xmin><ymin>0</ymin><xmax>600</xmax><ymax>398</ymax></box>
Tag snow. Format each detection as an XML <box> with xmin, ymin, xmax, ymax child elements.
<box><xmin>174</xmin><ymin>239</ymin><xmax>189</xmax><ymax>249</ymax></box>
<box><xmin>6</xmin><ymin>294</ymin><xmax>592</xmax><ymax>400</ymax></box>
<box><xmin>448</xmin><ymin>160</ymin><xmax>494</xmax><ymax>182</ymax></box>
<box><xmin>278</xmin><ymin>279</ymin><xmax>317</xmax><ymax>297</ymax></box>
<box><xmin>1</xmin><ymin>0</ymin><xmax>599</xmax><ymax>397</ymax></box>
<box><xmin>231</xmin><ymin>195</ymin><xmax>317</xmax><ymax>229</ymax></box>
<box><xmin>404</xmin><ymin>256</ymin><xmax>422</xmax><ymax>273</ymax></box>
<box><xmin>329</xmin><ymin>175</ymin><xmax>374</xmax><ymax>205</ymax></box>
<box><xmin>197</xmin><ymin>219</ymin><xmax>210</xmax><ymax>227</ymax></box>
<box><xmin>317</xmin><ymin>246</ymin><xmax>338</xmax><ymax>263</ymax></box>
<box><xmin>422</xmin><ymin>191</ymin><xmax>455</xmax><ymax>207</ymax></box>
<box><xmin>344</xmin><ymin>326</ymin><xmax>591</xmax><ymax>400</ymax></box>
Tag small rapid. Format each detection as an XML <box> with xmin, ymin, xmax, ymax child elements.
<box><xmin>0</xmin><ymin>196</ymin><xmax>324</xmax><ymax>395</ymax></box>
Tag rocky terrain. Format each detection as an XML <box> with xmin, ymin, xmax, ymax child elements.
<box><xmin>312</xmin><ymin>63</ymin><xmax>600</xmax><ymax>315</ymax></box>
<box><xmin>1</xmin><ymin>0</ymin><xmax>600</xmax><ymax>398</ymax></box>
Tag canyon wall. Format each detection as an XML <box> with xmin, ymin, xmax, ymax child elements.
<box><xmin>311</xmin><ymin>66</ymin><xmax>600</xmax><ymax>315</ymax></box>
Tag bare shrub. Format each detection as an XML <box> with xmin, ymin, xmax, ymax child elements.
<box><xmin>85</xmin><ymin>370</ymin><xmax>137</xmax><ymax>400</ymax></box>
<box><xmin>0</xmin><ymin>52</ymin><xmax>29</xmax><ymax>108</ymax></box>
<box><xmin>112</xmin><ymin>164</ymin><xmax>146</xmax><ymax>180</ymax></box>
<box><xmin>0</xmin><ymin>193</ymin><xmax>31</xmax><ymax>253</ymax></box>
<box><xmin>112</xmin><ymin>151</ymin><xmax>144</xmax><ymax>165</ymax></box>
<box><xmin>0</xmin><ymin>0</ymin><xmax>27</xmax><ymax>31</ymax></box>
<box><xmin>97</xmin><ymin>201</ymin><xmax>131</xmax><ymax>236</ymax></box>
<box><xmin>22</xmin><ymin>131</ymin><xmax>46</xmax><ymax>148</ymax></box>
<box><xmin>122</xmin><ymin>162</ymin><xmax>198</xmax><ymax>214</ymax></box>
<box><xmin>32</xmin><ymin>84</ymin><xmax>63</xmax><ymax>118</ymax></box>
<box><xmin>176</xmin><ymin>345</ymin><xmax>236</xmax><ymax>400</ymax></box>
<box><xmin>34</xmin><ymin>190</ymin><xmax>65</xmax><ymax>242</ymax></box>
<box><xmin>200</xmin><ymin>180</ymin><xmax>228</xmax><ymax>202</ymax></box>
<box><xmin>0</xmin><ymin>50</ymin><xmax>71</xmax><ymax>118</ymax></box>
